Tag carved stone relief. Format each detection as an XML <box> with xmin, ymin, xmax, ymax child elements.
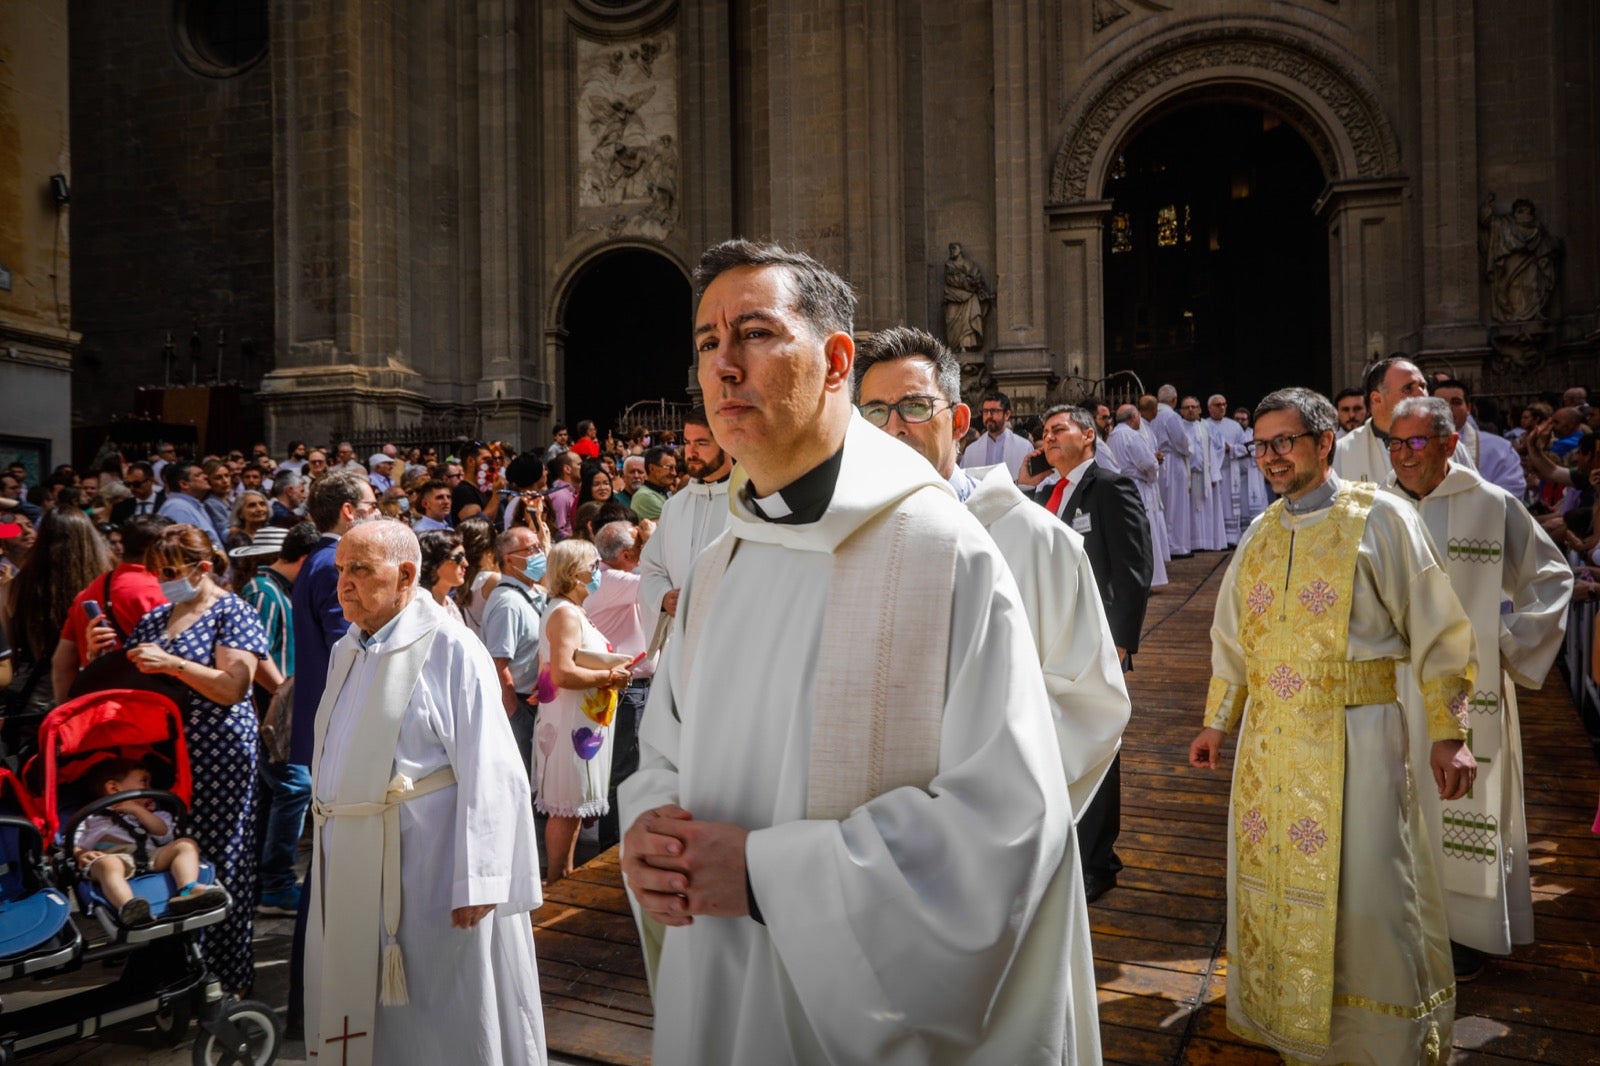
<box><xmin>1051</xmin><ymin>26</ymin><xmax>1399</xmax><ymax>203</ymax></box>
<box><xmin>1480</xmin><ymin>193</ymin><xmax>1564</xmax><ymax>370</ymax></box>
<box><xmin>576</xmin><ymin>31</ymin><xmax>679</xmax><ymax>233</ymax></box>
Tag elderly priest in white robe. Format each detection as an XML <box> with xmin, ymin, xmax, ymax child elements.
<box><xmin>307</xmin><ymin>520</ymin><xmax>546</xmax><ymax>1066</ymax></box>
<box><xmin>1385</xmin><ymin>396</ymin><xmax>1571</xmax><ymax>979</ymax></box>
<box><xmin>621</xmin><ymin>240</ymin><xmax>1099</xmax><ymax>1065</ymax></box>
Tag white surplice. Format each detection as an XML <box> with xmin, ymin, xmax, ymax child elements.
<box><xmin>1389</xmin><ymin>462</ymin><xmax>1571</xmax><ymax>954</ymax></box>
<box><xmin>1185</xmin><ymin>418</ymin><xmax>1227</xmax><ymax>551</ymax></box>
<box><xmin>965</xmin><ymin>463</ymin><xmax>1132</xmax><ymax>817</ymax></box>
<box><xmin>636</xmin><ymin>475</ymin><xmax>730</xmax><ymax>637</ymax></box>
<box><xmin>622</xmin><ymin>419</ymin><xmax>1099</xmax><ymax>1065</ymax></box>
<box><xmin>1152</xmin><ymin>402</ymin><xmax>1192</xmax><ymax>555</ymax></box>
<box><xmin>1107</xmin><ymin>422</ymin><xmax>1171</xmax><ymax>584</ymax></box>
<box><xmin>1208</xmin><ymin>483</ymin><xmax>1474</xmax><ymax>1065</ymax></box>
<box><xmin>1458</xmin><ymin>419</ymin><xmax>1529</xmax><ymax>499</ymax></box>
<box><xmin>312</xmin><ymin>596</ymin><xmax>546</xmax><ymax>1066</ymax></box>
<box><xmin>1336</xmin><ymin>419</ymin><xmax>1479</xmax><ymax>483</ymax></box>
<box><xmin>1207</xmin><ymin>416</ymin><xmax>1247</xmax><ymax>544</ymax></box>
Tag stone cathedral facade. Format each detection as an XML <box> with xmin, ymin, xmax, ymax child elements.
<box><xmin>4</xmin><ymin>1</ymin><xmax>1596</xmax><ymax>460</ymax></box>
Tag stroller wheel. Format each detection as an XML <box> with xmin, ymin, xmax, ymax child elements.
<box><xmin>191</xmin><ymin>999</ymin><xmax>280</xmax><ymax>1066</ymax></box>
<box><xmin>154</xmin><ymin>994</ymin><xmax>194</xmax><ymax>1047</ymax></box>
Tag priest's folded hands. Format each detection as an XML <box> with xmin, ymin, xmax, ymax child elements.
<box><xmin>621</xmin><ymin>803</ymin><xmax>750</xmax><ymax>926</ymax></box>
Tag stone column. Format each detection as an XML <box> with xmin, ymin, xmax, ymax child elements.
<box><xmin>1318</xmin><ymin>178</ymin><xmax>1408</xmax><ymax>388</ymax></box>
<box><xmin>988</xmin><ymin>0</ymin><xmax>1051</xmax><ymax>407</ymax></box>
<box><xmin>260</xmin><ymin>0</ymin><xmax>425</xmax><ymax>448</ymax></box>
<box><xmin>1046</xmin><ymin>200</ymin><xmax>1114</xmax><ymax>385</ymax></box>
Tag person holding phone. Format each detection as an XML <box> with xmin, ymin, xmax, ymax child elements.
<box><xmin>52</xmin><ymin>515</ymin><xmax>170</xmax><ymax>701</ymax></box>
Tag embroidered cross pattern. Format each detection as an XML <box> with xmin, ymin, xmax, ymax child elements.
<box><xmin>322</xmin><ymin>1015</ymin><xmax>368</xmax><ymax>1064</ymax></box>
<box><xmin>1448</xmin><ymin>690</ymin><xmax>1471</xmax><ymax>728</ymax></box>
<box><xmin>1267</xmin><ymin>664</ymin><xmax>1305</xmax><ymax>700</ymax></box>
<box><xmin>1297</xmin><ymin>578</ymin><xmax>1338</xmax><ymax>615</ymax></box>
<box><xmin>1441</xmin><ymin>810</ymin><xmax>1499</xmax><ymax>863</ymax></box>
<box><xmin>1240</xmin><ymin>807</ymin><xmax>1268</xmax><ymax>844</ymax></box>
<box><xmin>1447</xmin><ymin>538</ymin><xmax>1503</xmax><ymax>564</ymax></box>
<box><xmin>1288</xmin><ymin>816</ymin><xmax>1327</xmax><ymax>855</ymax></box>
<box><xmin>1246</xmin><ymin>581</ymin><xmax>1274</xmax><ymax>615</ymax></box>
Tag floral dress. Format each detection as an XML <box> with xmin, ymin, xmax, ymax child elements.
<box><xmin>127</xmin><ymin>594</ymin><xmax>268</xmax><ymax>991</ymax></box>
<box><xmin>532</xmin><ymin>599</ymin><xmax>615</xmax><ymax>818</ymax></box>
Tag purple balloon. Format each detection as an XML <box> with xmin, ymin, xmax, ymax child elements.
<box><xmin>572</xmin><ymin>727</ymin><xmax>604</xmax><ymax>760</ymax></box>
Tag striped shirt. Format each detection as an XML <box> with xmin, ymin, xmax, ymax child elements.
<box><xmin>242</xmin><ymin>569</ymin><xmax>295</xmax><ymax>676</ymax></box>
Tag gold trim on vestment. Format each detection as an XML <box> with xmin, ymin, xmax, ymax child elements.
<box><xmin>1225</xmin><ymin>482</ymin><xmax>1378</xmax><ymax>1058</ymax></box>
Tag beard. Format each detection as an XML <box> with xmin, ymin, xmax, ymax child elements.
<box><xmin>684</xmin><ymin>447</ymin><xmax>728</xmax><ymax>480</ymax></box>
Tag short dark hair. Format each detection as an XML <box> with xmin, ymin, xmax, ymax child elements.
<box><xmin>1040</xmin><ymin>405</ymin><xmax>1097</xmax><ymax>452</ymax></box>
<box><xmin>119</xmin><ymin>514</ymin><xmax>174</xmax><ymax>562</ymax></box>
<box><xmin>306</xmin><ymin>470</ymin><xmax>369</xmax><ymax>532</ymax></box>
<box><xmin>1254</xmin><ymin>387</ymin><xmax>1338</xmax><ymax>438</ymax></box>
<box><xmin>684</xmin><ymin>406</ymin><xmax>711</xmax><ymax>433</ymax></box>
<box><xmin>981</xmin><ymin>391</ymin><xmax>1012</xmax><ymax>413</ymax></box>
<box><xmin>644</xmin><ymin>445</ymin><xmax>673</xmax><ymax>471</ymax></box>
<box><xmin>552</xmin><ymin>423</ymin><xmax>568</xmax><ymax>437</ymax></box>
<box><xmin>279</xmin><ymin>521</ymin><xmax>321</xmax><ymax>564</ymax></box>
<box><xmin>546</xmin><ymin>453</ymin><xmax>571</xmax><ymax>487</ymax></box>
<box><xmin>851</xmin><ymin>326</ymin><xmax>962</xmax><ymax>405</ymax></box>
<box><xmin>163</xmin><ymin>462</ymin><xmax>201</xmax><ymax>493</ymax></box>
<box><xmin>415</xmin><ymin>478</ymin><xmax>450</xmax><ymax>498</ymax></box>
<box><xmin>505</xmin><ymin>454</ymin><xmax>543</xmax><ymax>490</ymax></box>
<box><xmin>575</xmin><ymin>419</ymin><xmax>594</xmax><ymax>437</ymax></box>
<box><xmin>1432</xmin><ymin>377</ymin><xmax>1472</xmax><ymax>401</ymax></box>
<box><xmin>1333</xmin><ymin>387</ymin><xmax>1364</xmax><ymax>405</ymax></box>
<box><xmin>126</xmin><ymin>460</ymin><xmax>154</xmax><ymax>479</ymax></box>
<box><xmin>594</xmin><ymin>500</ymin><xmax>641</xmax><ymax>529</ymax></box>
<box><xmin>417</xmin><ymin>529</ymin><xmax>465</xmax><ymax>589</ymax></box>
<box><xmin>1362</xmin><ymin>355</ymin><xmax>1418</xmax><ymax>404</ymax></box>
<box><xmin>693</xmin><ymin>239</ymin><xmax>856</xmax><ymax>340</ymax></box>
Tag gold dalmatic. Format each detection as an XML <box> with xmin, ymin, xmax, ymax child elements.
<box><xmin>1220</xmin><ymin>481</ymin><xmax>1395</xmax><ymax>1057</ymax></box>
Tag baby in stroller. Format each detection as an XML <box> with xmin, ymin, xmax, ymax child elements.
<box><xmin>71</xmin><ymin>758</ymin><xmax>224</xmax><ymax>927</ymax></box>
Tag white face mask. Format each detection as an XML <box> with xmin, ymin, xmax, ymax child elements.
<box><xmin>160</xmin><ymin>569</ymin><xmax>201</xmax><ymax>605</ymax></box>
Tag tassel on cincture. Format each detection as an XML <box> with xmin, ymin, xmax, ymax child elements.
<box><xmin>380</xmin><ymin>938</ymin><xmax>409</xmax><ymax>1006</ymax></box>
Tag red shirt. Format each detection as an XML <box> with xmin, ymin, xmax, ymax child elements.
<box><xmin>573</xmin><ymin>437</ymin><xmax>600</xmax><ymax>459</ymax></box>
<box><xmin>60</xmin><ymin>564</ymin><xmax>167</xmax><ymax>664</ymax></box>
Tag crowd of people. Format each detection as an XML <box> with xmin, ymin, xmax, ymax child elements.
<box><xmin>0</xmin><ymin>238</ymin><xmax>1593</xmax><ymax>1064</ymax></box>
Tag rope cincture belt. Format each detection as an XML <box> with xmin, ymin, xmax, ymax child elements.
<box><xmin>311</xmin><ymin>766</ymin><xmax>457</xmax><ymax>1006</ymax></box>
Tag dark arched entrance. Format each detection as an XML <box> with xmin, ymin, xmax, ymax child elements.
<box><xmin>1101</xmin><ymin>102</ymin><xmax>1330</xmax><ymax>408</ymax></box>
<box><xmin>561</xmin><ymin>248</ymin><xmax>693</xmax><ymax>434</ymax></box>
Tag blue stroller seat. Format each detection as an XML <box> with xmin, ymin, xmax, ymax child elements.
<box><xmin>70</xmin><ymin>855</ymin><xmax>228</xmax><ymax>945</ymax></box>
<box><xmin>0</xmin><ymin>767</ymin><xmax>83</xmax><ymax>981</ymax></box>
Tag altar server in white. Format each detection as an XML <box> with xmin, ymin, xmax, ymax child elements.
<box><xmin>636</xmin><ymin>406</ymin><xmax>731</xmax><ymax>637</ymax></box>
<box><xmin>1207</xmin><ymin>395</ymin><xmax>1248</xmax><ymax>545</ymax></box>
<box><xmin>1152</xmin><ymin>385</ymin><xmax>1193</xmax><ymax>556</ymax></box>
<box><xmin>1181</xmin><ymin>396</ymin><xmax>1227</xmax><ymax>550</ymax></box>
<box><xmin>307</xmin><ymin>521</ymin><xmax>546</xmax><ymax>1066</ymax></box>
<box><xmin>622</xmin><ymin>241</ymin><xmax>1100</xmax><ymax>1064</ymax></box>
<box><xmin>854</xmin><ymin>324</ymin><xmax>1132</xmax><ymax>817</ymax></box>
<box><xmin>1108</xmin><ymin>403</ymin><xmax>1170</xmax><ymax>586</ymax></box>
<box><xmin>1432</xmin><ymin>378</ymin><xmax>1529</xmax><ymax>500</ymax></box>
<box><xmin>1385</xmin><ymin>397</ymin><xmax>1570</xmax><ymax>975</ymax></box>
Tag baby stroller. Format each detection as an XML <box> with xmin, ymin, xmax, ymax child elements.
<box><xmin>0</xmin><ymin>688</ymin><xmax>280</xmax><ymax>1064</ymax></box>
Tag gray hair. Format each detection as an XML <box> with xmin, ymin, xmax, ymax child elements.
<box><xmin>273</xmin><ymin>472</ymin><xmax>305</xmax><ymax>499</ymax></box>
<box><xmin>621</xmin><ymin>455</ymin><xmax>645</xmax><ymax>473</ymax></box>
<box><xmin>851</xmin><ymin>326</ymin><xmax>962</xmax><ymax>405</ymax></box>
<box><xmin>230</xmin><ymin>490</ymin><xmax>270</xmax><ymax>526</ymax></box>
<box><xmin>1253</xmin><ymin>387</ymin><xmax>1338</xmax><ymax>438</ymax></box>
<box><xmin>347</xmin><ymin>517</ymin><xmax>421</xmax><ymax>585</ymax></box>
<box><xmin>1391</xmin><ymin>396</ymin><xmax>1454</xmax><ymax>438</ymax></box>
<box><xmin>693</xmin><ymin>239</ymin><xmax>856</xmax><ymax>340</ymax></box>
<box><xmin>594</xmin><ymin>520</ymin><xmax>637</xmax><ymax>564</ymax></box>
<box><xmin>1208</xmin><ymin>394</ymin><xmax>1227</xmax><ymax>407</ymax></box>
<box><xmin>493</xmin><ymin>526</ymin><xmax>536</xmax><ymax>567</ymax></box>
<box><xmin>1157</xmin><ymin>384</ymin><xmax>1178</xmax><ymax>403</ymax></box>
<box><xmin>1115</xmin><ymin>404</ymin><xmax>1138</xmax><ymax>424</ymax></box>
<box><xmin>1041</xmin><ymin>404</ymin><xmax>1097</xmax><ymax>452</ymax></box>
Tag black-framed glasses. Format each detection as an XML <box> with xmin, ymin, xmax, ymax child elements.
<box><xmin>1386</xmin><ymin>435</ymin><xmax>1444</xmax><ymax>454</ymax></box>
<box><xmin>1247</xmin><ymin>432</ymin><xmax>1318</xmax><ymax>458</ymax></box>
<box><xmin>858</xmin><ymin>396</ymin><xmax>948</xmax><ymax>427</ymax></box>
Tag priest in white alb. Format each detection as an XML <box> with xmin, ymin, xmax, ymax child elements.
<box><xmin>1385</xmin><ymin>396</ymin><xmax>1571</xmax><ymax>978</ymax></box>
<box><xmin>1107</xmin><ymin>403</ymin><xmax>1170</xmax><ymax>587</ymax></box>
<box><xmin>621</xmin><ymin>241</ymin><xmax>1100</xmax><ymax>1064</ymax></box>
<box><xmin>307</xmin><ymin>521</ymin><xmax>546</xmax><ymax>1066</ymax></box>
<box><xmin>1181</xmin><ymin>396</ymin><xmax>1227</xmax><ymax>550</ymax></box>
<box><xmin>1335</xmin><ymin>355</ymin><xmax>1477</xmax><ymax>482</ymax></box>
<box><xmin>1152</xmin><ymin>385</ymin><xmax>1193</xmax><ymax>557</ymax></box>
<box><xmin>636</xmin><ymin>406</ymin><xmax>732</xmax><ymax>639</ymax></box>
<box><xmin>1206</xmin><ymin>395</ymin><xmax>1248</xmax><ymax>546</ymax></box>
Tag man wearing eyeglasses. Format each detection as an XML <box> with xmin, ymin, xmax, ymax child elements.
<box><xmin>957</xmin><ymin>390</ymin><xmax>1033</xmax><ymax>478</ymax></box>
<box><xmin>1190</xmin><ymin>387</ymin><xmax>1475</xmax><ymax>1064</ymax></box>
<box><xmin>1334</xmin><ymin>355</ymin><xmax>1478</xmax><ymax>483</ymax></box>
<box><xmin>855</xmin><ymin>324</ymin><xmax>1130</xmax><ymax>834</ymax></box>
<box><xmin>1384</xmin><ymin>396</ymin><xmax>1570</xmax><ymax>983</ymax></box>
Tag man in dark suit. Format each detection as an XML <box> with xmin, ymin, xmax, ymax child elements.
<box><xmin>109</xmin><ymin>461</ymin><xmax>165</xmax><ymax>524</ymax></box>
<box><xmin>286</xmin><ymin>468</ymin><xmax>376</xmax><ymax>1036</ymax></box>
<box><xmin>1027</xmin><ymin>404</ymin><xmax>1153</xmax><ymax>901</ymax></box>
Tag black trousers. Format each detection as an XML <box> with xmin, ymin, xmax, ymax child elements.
<box><xmin>599</xmin><ymin>679</ymin><xmax>650</xmax><ymax>848</ymax></box>
<box><xmin>1076</xmin><ymin>754</ymin><xmax>1123</xmax><ymax>880</ymax></box>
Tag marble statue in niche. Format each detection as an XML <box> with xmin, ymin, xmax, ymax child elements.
<box><xmin>942</xmin><ymin>243</ymin><xmax>993</xmax><ymax>352</ymax></box>
<box><xmin>1479</xmin><ymin>193</ymin><xmax>1562</xmax><ymax>325</ymax></box>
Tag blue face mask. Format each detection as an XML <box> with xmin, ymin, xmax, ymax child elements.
<box><xmin>585</xmin><ymin>570</ymin><xmax>602</xmax><ymax>594</ymax></box>
<box><xmin>522</xmin><ymin>553</ymin><xmax>547</xmax><ymax>581</ymax></box>
<box><xmin>160</xmin><ymin>574</ymin><xmax>201</xmax><ymax>605</ymax></box>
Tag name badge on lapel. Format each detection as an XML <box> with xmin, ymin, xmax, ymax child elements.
<box><xmin>1072</xmin><ymin>513</ymin><xmax>1092</xmax><ymax>535</ymax></box>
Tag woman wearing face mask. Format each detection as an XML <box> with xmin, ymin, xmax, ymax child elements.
<box><xmin>533</xmin><ymin>538</ymin><xmax>630</xmax><ymax>883</ymax></box>
<box><xmin>121</xmin><ymin>523</ymin><xmax>269</xmax><ymax>996</ymax></box>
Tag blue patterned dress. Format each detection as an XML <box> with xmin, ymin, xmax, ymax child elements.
<box><xmin>127</xmin><ymin>594</ymin><xmax>269</xmax><ymax>991</ymax></box>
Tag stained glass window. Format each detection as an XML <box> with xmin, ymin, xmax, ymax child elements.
<box><xmin>1111</xmin><ymin>212</ymin><xmax>1133</xmax><ymax>254</ymax></box>
<box><xmin>1156</xmin><ymin>205</ymin><xmax>1178</xmax><ymax>248</ymax></box>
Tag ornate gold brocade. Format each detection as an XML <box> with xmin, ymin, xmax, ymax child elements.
<box><xmin>1224</xmin><ymin>481</ymin><xmax>1380</xmax><ymax>1059</ymax></box>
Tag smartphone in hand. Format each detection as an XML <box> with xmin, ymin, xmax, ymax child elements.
<box><xmin>1026</xmin><ymin>451</ymin><xmax>1052</xmax><ymax>477</ymax></box>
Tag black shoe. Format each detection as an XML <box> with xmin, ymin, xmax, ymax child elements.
<box><xmin>1083</xmin><ymin>873</ymin><xmax>1117</xmax><ymax>903</ymax></box>
<box><xmin>1451</xmin><ymin>941</ymin><xmax>1486</xmax><ymax>982</ymax></box>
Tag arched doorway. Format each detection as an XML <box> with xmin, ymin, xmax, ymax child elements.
<box><xmin>560</xmin><ymin>248</ymin><xmax>693</xmax><ymax>434</ymax></box>
<box><xmin>1101</xmin><ymin>102</ymin><xmax>1329</xmax><ymax>407</ymax></box>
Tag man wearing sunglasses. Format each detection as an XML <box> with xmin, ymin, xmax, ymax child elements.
<box><xmin>1385</xmin><ymin>396</ymin><xmax>1570</xmax><ymax>983</ymax></box>
<box><xmin>1191</xmin><ymin>387</ymin><xmax>1475</xmax><ymax>1064</ymax></box>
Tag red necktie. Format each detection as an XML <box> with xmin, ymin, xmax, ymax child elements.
<box><xmin>1046</xmin><ymin>478</ymin><xmax>1071</xmax><ymax>516</ymax></box>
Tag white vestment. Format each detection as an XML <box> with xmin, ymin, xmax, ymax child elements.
<box><xmin>1208</xmin><ymin>483</ymin><xmax>1474</xmax><ymax>1065</ymax></box>
<box><xmin>636</xmin><ymin>475</ymin><xmax>730</xmax><ymax>637</ymax></box>
<box><xmin>1186</xmin><ymin>419</ymin><xmax>1227</xmax><ymax>551</ymax></box>
<box><xmin>966</xmin><ymin>463</ymin><xmax>1131</xmax><ymax>816</ymax></box>
<box><xmin>1336</xmin><ymin>419</ymin><xmax>1478</xmax><ymax>483</ymax></box>
<box><xmin>1234</xmin><ymin>442</ymin><xmax>1269</xmax><ymax>528</ymax></box>
<box><xmin>1207</xmin><ymin>416</ymin><xmax>1246</xmax><ymax>544</ymax></box>
<box><xmin>1093</xmin><ymin>444</ymin><xmax>1121</xmax><ymax>475</ymax></box>
<box><xmin>1107</xmin><ymin>422</ymin><xmax>1170</xmax><ymax>583</ymax></box>
<box><xmin>959</xmin><ymin>425</ymin><xmax>1033</xmax><ymax>478</ymax></box>
<box><xmin>310</xmin><ymin>596</ymin><xmax>546</xmax><ymax>1066</ymax></box>
<box><xmin>1458</xmin><ymin>419</ymin><xmax>1529</xmax><ymax>499</ymax></box>
<box><xmin>622</xmin><ymin>418</ymin><xmax>1099</xmax><ymax>1065</ymax></box>
<box><xmin>1389</xmin><ymin>462</ymin><xmax>1571</xmax><ymax>954</ymax></box>
<box><xmin>1152</xmin><ymin>403</ymin><xmax>1192</xmax><ymax>555</ymax></box>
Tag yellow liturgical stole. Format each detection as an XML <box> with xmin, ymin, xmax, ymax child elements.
<box><xmin>1210</xmin><ymin>480</ymin><xmax>1395</xmax><ymax>1059</ymax></box>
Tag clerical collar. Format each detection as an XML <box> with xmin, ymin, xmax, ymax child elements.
<box><xmin>697</xmin><ymin>470</ymin><xmax>731</xmax><ymax>486</ymax></box>
<box><xmin>742</xmin><ymin>445</ymin><xmax>845</xmax><ymax>525</ymax></box>
<box><xmin>1283</xmin><ymin>472</ymin><xmax>1340</xmax><ymax>515</ymax></box>
<box><xmin>1370</xmin><ymin>422</ymin><xmax>1391</xmax><ymax>444</ymax></box>
<box><xmin>358</xmin><ymin>604</ymin><xmax>408</xmax><ymax>649</ymax></box>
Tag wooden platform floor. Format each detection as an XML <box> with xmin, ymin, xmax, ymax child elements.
<box><xmin>531</xmin><ymin>550</ymin><xmax>1600</xmax><ymax>1065</ymax></box>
